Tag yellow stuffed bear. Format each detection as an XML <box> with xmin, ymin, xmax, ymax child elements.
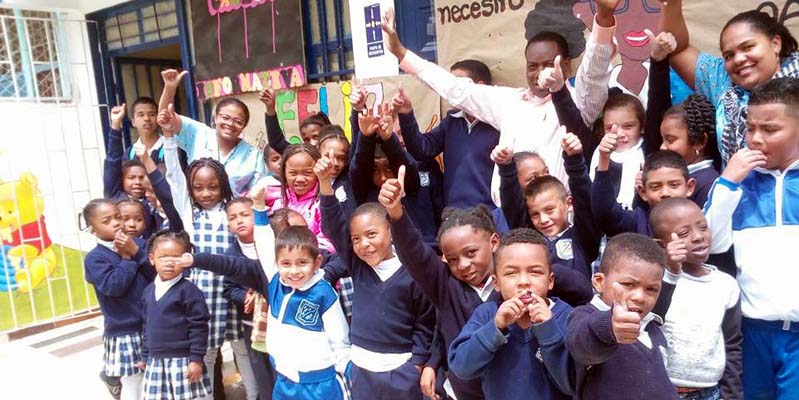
<box><xmin>0</xmin><ymin>172</ymin><xmax>57</xmax><ymax>292</ymax></box>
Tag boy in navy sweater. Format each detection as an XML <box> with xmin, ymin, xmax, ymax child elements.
<box><xmin>567</xmin><ymin>233</ymin><xmax>680</xmax><ymax>400</ymax></box>
<box><xmin>448</xmin><ymin>228</ymin><xmax>574</xmax><ymax>400</ymax></box>
<box><xmin>592</xmin><ymin>149</ymin><xmax>695</xmax><ymax>237</ymax></box>
<box><xmin>496</xmin><ymin>131</ymin><xmax>597</xmax><ymax>306</ymax></box>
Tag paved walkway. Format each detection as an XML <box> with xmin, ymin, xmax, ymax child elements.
<box><xmin>0</xmin><ymin>316</ymin><xmax>248</xmax><ymax>399</ymax></box>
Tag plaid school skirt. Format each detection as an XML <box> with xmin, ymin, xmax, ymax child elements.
<box><xmin>103</xmin><ymin>333</ymin><xmax>144</xmax><ymax>377</ymax></box>
<box><xmin>141</xmin><ymin>356</ymin><xmax>212</xmax><ymax>400</ymax></box>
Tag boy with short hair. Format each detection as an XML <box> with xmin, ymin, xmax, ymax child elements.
<box><xmin>650</xmin><ymin>198</ymin><xmax>742</xmax><ymax>400</ymax></box>
<box><xmin>592</xmin><ymin>147</ymin><xmax>696</xmax><ymax>236</ymax></box>
<box><xmin>704</xmin><ymin>77</ymin><xmax>799</xmax><ymax>399</ymax></box>
<box><xmin>497</xmin><ymin>131</ymin><xmax>598</xmax><ymax>306</ymax></box>
<box><xmin>566</xmin><ymin>233</ymin><xmax>680</xmax><ymax>400</ymax></box>
<box><xmin>447</xmin><ymin>228</ymin><xmax>573</xmax><ymax>400</ymax></box>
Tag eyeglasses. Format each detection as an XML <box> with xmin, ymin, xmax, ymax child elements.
<box><xmin>585</xmin><ymin>0</ymin><xmax>661</xmax><ymax>15</ymax></box>
<box><xmin>217</xmin><ymin>113</ymin><xmax>246</xmax><ymax>128</ymax></box>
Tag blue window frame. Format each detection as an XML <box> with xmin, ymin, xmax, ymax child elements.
<box><xmin>302</xmin><ymin>0</ymin><xmax>436</xmax><ymax>82</ymax></box>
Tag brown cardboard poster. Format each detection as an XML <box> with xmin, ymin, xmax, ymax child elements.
<box><xmin>434</xmin><ymin>0</ymin><xmax>799</xmax><ymax>98</ymax></box>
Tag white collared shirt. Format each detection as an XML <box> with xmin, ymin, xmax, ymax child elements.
<box><xmin>469</xmin><ymin>275</ymin><xmax>496</xmax><ymax>302</ymax></box>
<box><xmin>154</xmin><ymin>274</ymin><xmax>183</xmax><ymax>301</ymax></box>
<box><xmin>238</xmin><ymin>240</ymin><xmax>257</xmax><ymax>260</ymax></box>
<box><xmin>589</xmin><ymin>294</ymin><xmax>664</xmax><ymax>349</ymax></box>
<box><xmin>97</xmin><ymin>239</ymin><xmax>115</xmax><ymax>252</ymax></box>
<box><xmin>372</xmin><ymin>256</ymin><xmax>403</xmax><ymax>282</ymax></box>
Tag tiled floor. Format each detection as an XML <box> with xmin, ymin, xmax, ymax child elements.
<box><xmin>0</xmin><ymin>316</ymin><xmax>248</xmax><ymax>399</ymax></box>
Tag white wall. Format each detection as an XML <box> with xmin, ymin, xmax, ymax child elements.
<box><xmin>0</xmin><ymin>10</ymin><xmax>107</xmax><ymax>252</ymax></box>
<box><xmin>1</xmin><ymin>0</ymin><xmax>129</xmax><ymax>14</ymax></box>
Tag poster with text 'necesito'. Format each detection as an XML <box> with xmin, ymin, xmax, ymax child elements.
<box><xmin>349</xmin><ymin>0</ymin><xmax>399</xmax><ymax>79</ymax></box>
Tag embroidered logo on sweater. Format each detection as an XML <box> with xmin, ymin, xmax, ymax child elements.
<box><xmin>556</xmin><ymin>239</ymin><xmax>573</xmax><ymax>260</ymax></box>
<box><xmin>335</xmin><ymin>186</ymin><xmax>348</xmax><ymax>202</ymax></box>
<box><xmin>419</xmin><ymin>172</ymin><xmax>430</xmax><ymax>187</ymax></box>
<box><xmin>295</xmin><ymin>299</ymin><xmax>320</xmax><ymax>326</ymax></box>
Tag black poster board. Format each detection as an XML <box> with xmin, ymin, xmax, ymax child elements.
<box><xmin>190</xmin><ymin>0</ymin><xmax>306</xmax><ymax>100</ymax></box>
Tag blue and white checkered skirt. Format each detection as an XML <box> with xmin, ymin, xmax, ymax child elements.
<box><xmin>141</xmin><ymin>356</ymin><xmax>211</xmax><ymax>400</ymax></box>
<box><xmin>103</xmin><ymin>333</ymin><xmax>144</xmax><ymax>377</ymax></box>
<box><xmin>192</xmin><ymin>213</ymin><xmax>235</xmax><ymax>349</ymax></box>
<box><xmin>225</xmin><ymin>302</ymin><xmax>244</xmax><ymax>342</ymax></box>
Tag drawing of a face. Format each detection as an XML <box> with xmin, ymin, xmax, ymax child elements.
<box><xmin>573</xmin><ymin>0</ymin><xmax>662</xmax><ymax>94</ymax></box>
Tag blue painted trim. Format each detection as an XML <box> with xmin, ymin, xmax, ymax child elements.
<box><xmin>86</xmin><ymin>18</ymin><xmax>113</xmax><ymax>150</ymax></box>
<box><xmin>106</xmin><ymin>36</ymin><xmax>180</xmax><ymax>57</ymax></box>
<box><xmin>316</xmin><ymin>0</ymin><xmax>330</xmax><ymax>77</ymax></box>
<box><xmin>174</xmin><ymin>0</ymin><xmax>198</xmax><ymax>120</ymax></box>
<box><xmin>112</xmin><ymin>58</ymin><xmax>132</xmax><ymax>146</ymax></box>
<box><xmin>332</xmin><ymin>0</ymin><xmax>346</xmax><ymax>74</ymax></box>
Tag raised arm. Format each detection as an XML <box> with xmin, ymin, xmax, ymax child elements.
<box><xmin>395</xmin><ymin>90</ymin><xmax>445</xmax><ymax>162</ymax></box>
<box><xmin>566</xmin><ymin>307</ymin><xmax>619</xmax><ymax>366</ymax></box>
<box><xmin>562</xmin><ymin>134</ymin><xmax>600</xmax><ymax>266</ymax></box>
<box><xmin>103</xmin><ymin>105</ymin><xmax>127</xmax><ymax>199</ymax></box>
<box><xmin>590</xmin><ymin>127</ymin><xmax>636</xmax><ymax>235</ymax></box>
<box><xmin>350</xmin><ymin>111</ymin><xmax>379</xmax><ymax>205</ymax></box>
<box><xmin>574</xmin><ymin>6</ymin><xmax>617</xmax><ymax>126</ymax></box>
<box><xmin>659</xmin><ymin>0</ymin><xmax>700</xmax><ymax>89</ymax></box>
<box><xmin>317</xmin><ymin>154</ymin><xmax>356</xmax><ymax>273</ymax></box>
<box><xmin>162</xmin><ymin>135</ymin><xmax>194</xmax><ymax>238</ymax></box>
<box><xmin>259</xmin><ymin>88</ymin><xmax>291</xmax><ymax>155</ymax></box>
<box><xmin>644</xmin><ymin>32</ymin><xmax>678</xmax><ymax>155</ymax></box>
<box><xmin>137</xmin><ymin>144</ymin><xmax>184</xmax><ymax>232</ymax></box>
<box><xmin>158</xmin><ymin>69</ymin><xmax>187</xmax><ymax>112</ymax></box>
<box><xmin>494</xmin><ymin>148</ymin><xmax>531</xmax><ymax>230</ymax></box>
<box><xmin>191</xmin><ymin>252</ymin><xmax>269</xmax><ymax>295</ymax></box>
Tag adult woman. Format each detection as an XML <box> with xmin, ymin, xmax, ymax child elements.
<box><xmin>660</xmin><ymin>0</ymin><xmax>799</xmax><ymax>165</ymax></box>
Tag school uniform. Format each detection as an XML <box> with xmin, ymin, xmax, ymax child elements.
<box><xmin>84</xmin><ymin>238</ymin><xmax>154</xmax><ymax>378</ymax></box>
<box><xmin>141</xmin><ymin>276</ymin><xmax>212</xmax><ymax>400</ymax></box>
<box><xmin>398</xmin><ymin>110</ymin><xmax>498</xmax><ymax>210</ymax></box>
<box><xmin>388</xmin><ymin>211</ymin><xmax>492</xmax><ymax>400</ymax></box>
<box><xmin>448</xmin><ymin>298</ymin><xmax>574</xmax><ymax>400</ymax></box>
<box><xmin>192</xmin><ymin>215</ymin><xmax>351</xmax><ymax>400</ymax></box>
<box><xmin>688</xmin><ymin>160</ymin><xmax>719</xmax><ymax>208</ymax></box>
<box><xmin>320</xmin><ymin>195</ymin><xmax>436</xmax><ymax>399</ymax></box>
<box><xmin>591</xmin><ymin>169</ymin><xmax>652</xmax><ymax>236</ymax></box>
<box><xmin>499</xmin><ymin>152</ymin><xmax>598</xmax><ymax>306</ymax></box>
<box><xmin>124</xmin><ymin>136</ymin><xmax>190</xmax><ymax>174</ymax></box>
<box><xmin>146</xmin><ymin>168</ymin><xmax>184</xmax><ymax>234</ymax></box>
<box><xmin>567</xmin><ymin>295</ymin><xmax>677</xmax><ymax>400</ymax></box>
<box><xmin>704</xmin><ymin>163</ymin><xmax>799</xmax><ymax>398</ymax></box>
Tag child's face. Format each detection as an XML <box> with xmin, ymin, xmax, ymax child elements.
<box><xmin>493</xmin><ymin>243</ymin><xmax>554</xmax><ymax>301</ymax></box>
<box><xmin>638</xmin><ymin>167</ymin><xmax>695</xmax><ymax>207</ymax></box>
<box><xmin>593</xmin><ymin>258</ymin><xmax>663</xmax><ymax>318</ymax></box>
<box><xmin>285</xmin><ymin>152</ymin><xmax>318</xmax><ymax>197</ymax></box>
<box><xmin>320</xmin><ymin>139</ymin><xmax>349</xmax><ymax>179</ymax></box>
<box><xmin>516</xmin><ymin>157</ymin><xmax>548</xmax><ymax>189</ymax></box>
<box><xmin>349</xmin><ymin>214</ymin><xmax>393</xmax><ymax>267</ymax></box>
<box><xmin>655</xmin><ymin>204</ymin><xmax>712</xmax><ymax>266</ymax></box>
<box><xmin>372</xmin><ymin>157</ymin><xmax>394</xmax><ymax>189</ymax></box>
<box><xmin>123</xmin><ymin>166</ymin><xmax>147</xmax><ymax>199</ymax></box>
<box><xmin>746</xmin><ymin>103</ymin><xmax>799</xmax><ymax>171</ymax></box>
<box><xmin>439</xmin><ymin>226</ymin><xmax>499</xmax><ymax>287</ymax></box>
<box><xmin>191</xmin><ymin>166</ymin><xmax>223</xmax><ymax>209</ymax></box>
<box><xmin>149</xmin><ymin>239</ymin><xmax>188</xmax><ymax>281</ymax></box>
<box><xmin>276</xmin><ymin>246</ymin><xmax>322</xmax><ymax>289</ymax></box>
<box><xmin>660</xmin><ymin>115</ymin><xmax>705</xmax><ymax>164</ymax></box>
<box><xmin>604</xmin><ymin>106</ymin><xmax>642</xmax><ymax>152</ymax></box>
<box><xmin>214</xmin><ymin>104</ymin><xmax>247</xmax><ymax>142</ymax></box>
<box><xmin>131</xmin><ymin>103</ymin><xmax>157</xmax><ymax>135</ymax></box>
<box><xmin>90</xmin><ymin>203</ymin><xmax>122</xmax><ymax>241</ymax></box>
<box><xmin>143</xmin><ymin>180</ymin><xmax>162</xmax><ymax>212</ymax></box>
<box><xmin>119</xmin><ymin>203</ymin><xmax>146</xmax><ymax>238</ymax></box>
<box><xmin>300</xmin><ymin>124</ymin><xmax>322</xmax><ymax>146</ymax></box>
<box><xmin>227</xmin><ymin>202</ymin><xmax>255</xmax><ymax>243</ymax></box>
<box><xmin>526</xmin><ymin>189</ymin><xmax>571</xmax><ymax>238</ymax></box>
<box><xmin>266</xmin><ymin>148</ymin><xmax>282</xmax><ymax>178</ymax></box>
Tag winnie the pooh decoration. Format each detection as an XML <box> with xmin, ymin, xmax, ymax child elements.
<box><xmin>0</xmin><ymin>172</ymin><xmax>56</xmax><ymax>292</ymax></box>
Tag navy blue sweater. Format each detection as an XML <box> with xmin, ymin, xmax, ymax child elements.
<box><xmin>498</xmin><ymin>153</ymin><xmax>596</xmax><ymax>306</ymax></box>
<box><xmin>449</xmin><ymin>298</ymin><xmax>574</xmax><ymax>400</ymax></box>
<box><xmin>566</xmin><ymin>302</ymin><xmax>677</xmax><ymax>400</ymax></box>
<box><xmin>689</xmin><ymin>161</ymin><xmax>719</xmax><ymax>208</ymax></box>
<box><xmin>141</xmin><ymin>278</ymin><xmax>210</xmax><ymax>362</ymax></box>
<box><xmin>146</xmin><ymin>168</ymin><xmax>184</xmax><ymax>235</ymax></box>
<box><xmin>349</xmin><ymin>120</ymin><xmax>440</xmax><ymax>247</ymax></box>
<box><xmin>591</xmin><ymin>170</ymin><xmax>652</xmax><ymax>236</ymax></box>
<box><xmin>390</xmin><ymin>210</ymin><xmax>498</xmax><ymax>400</ymax></box>
<box><xmin>320</xmin><ymin>195</ymin><xmax>435</xmax><ymax>366</ymax></box>
<box><xmin>84</xmin><ymin>239</ymin><xmax>154</xmax><ymax>337</ymax></box>
<box><xmin>222</xmin><ymin>242</ymin><xmax>253</xmax><ymax>322</ymax></box>
<box><xmin>398</xmin><ymin>110</ymin><xmax>498</xmax><ymax>209</ymax></box>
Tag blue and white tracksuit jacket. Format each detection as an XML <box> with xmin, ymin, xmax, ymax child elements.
<box><xmin>704</xmin><ymin>161</ymin><xmax>799</xmax><ymax>322</ymax></box>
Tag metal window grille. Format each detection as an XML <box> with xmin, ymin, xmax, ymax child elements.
<box><xmin>303</xmin><ymin>0</ymin><xmax>354</xmax><ymax>82</ymax></box>
<box><xmin>0</xmin><ymin>8</ymin><xmax>69</xmax><ymax>101</ymax></box>
<box><xmin>99</xmin><ymin>0</ymin><xmax>179</xmax><ymax>56</ymax></box>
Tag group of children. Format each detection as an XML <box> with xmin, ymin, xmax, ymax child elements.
<box><xmin>81</xmin><ymin>4</ymin><xmax>799</xmax><ymax>400</ymax></box>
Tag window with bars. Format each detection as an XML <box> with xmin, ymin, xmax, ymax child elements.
<box><xmin>100</xmin><ymin>0</ymin><xmax>178</xmax><ymax>55</ymax></box>
<box><xmin>0</xmin><ymin>8</ymin><xmax>68</xmax><ymax>100</ymax></box>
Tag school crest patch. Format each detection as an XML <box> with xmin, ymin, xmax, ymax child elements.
<box><xmin>335</xmin><ymin>186</ymin><xmax>348</xmax><ymax>202</ymax></box>
<box><xmin>556</xmin><ymin>239</ymin><xmax>574</xmax><ymax>260</ymax></box>
<box><xmin>419</xmin><ymin>172</ymin><xmax>430</xmax><ymax>187</ymax></box>
<box><xmin>295</xmin><ymin>299</ymin><xmax>320</xmax><ymax>327</ymax></box>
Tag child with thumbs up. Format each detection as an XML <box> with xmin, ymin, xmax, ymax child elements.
<box><xmin>649</xmin><ymin>198</ymin><xmax>742</xmax><ymax>400</ymax></box>
<box><xmin>566</xmin><ymin>232</ymin><xmax>681</xmax><ymax>400</ymax></box>
<box><xmin>319</xmin><ymin>159</ymin><xmax>436</xmax><ymax>399</ymax></box>
<box><xmin>447</xmin><ymin>228</ymin><xmax>575</xmax><ymax>400</ymax></box>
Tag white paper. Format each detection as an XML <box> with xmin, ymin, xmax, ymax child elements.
<box><xmin>349</xmin><ymin>0</ymin><xmax>399</xmax><ymax>79</ymax></box>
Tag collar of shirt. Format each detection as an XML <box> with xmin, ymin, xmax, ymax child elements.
<box><xmin>195</xmin><ymin>202</ymin><xmax>226</xmax><ymax>227</ymax></box>
<box><xmin>589</xmin><ymin>294</ymin><xmax>663</xmax><ymax>348</ymax></box>
<box><xmin>688</xmin><ymin>159</ymin><xmax>714</xmax><ymax>174</ymax></box>
<box><xmin>373</xmin><ymin>256</ymin><xmax>403</xmax><ymax>282</ymax></box>
<box><xmin>134</xmin><ymin>135</ymin><xmax>164</xmax><ymax>153</ymax></box>
<box><xmin>281</xmin><ymin>268</ymin><xmax>325</xmax><ymax>291</ymax></box>
<box><xmin>680</xmin><ymin>264</ymin><xmax>716</xmax><ymax>283</ymax></box>
<box><xmin>546</xmin><ymin>225</ymin><xmax>572</xmax><ymax>241</ymax></box>
<box><xmin>520</xmin><ymin>89</ymin><xmax>552</xmax><ymax>104</ymax></box>
<box><xmin>451</xmin><ymin>110</ymin><xmax>480</xmax><ymax>133</ymax></box>
<box><xmin>238</xmin><ymin>240</ymin><xmax>257</xmax><ymax>260</ymax></box>
<box><xmin>469</xmin><ymin>275</ymin><xmax>496</xmax><ymax>302</ymax></box>
<box><xmin>154</xmin><ymin>274</ymin><xmax>182</xmax><ymax>301</ymax></box>
<box><xmin>97</xmin><ymin>239</ymin><xmax>115</xmax><ymax>252</ymax></box>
